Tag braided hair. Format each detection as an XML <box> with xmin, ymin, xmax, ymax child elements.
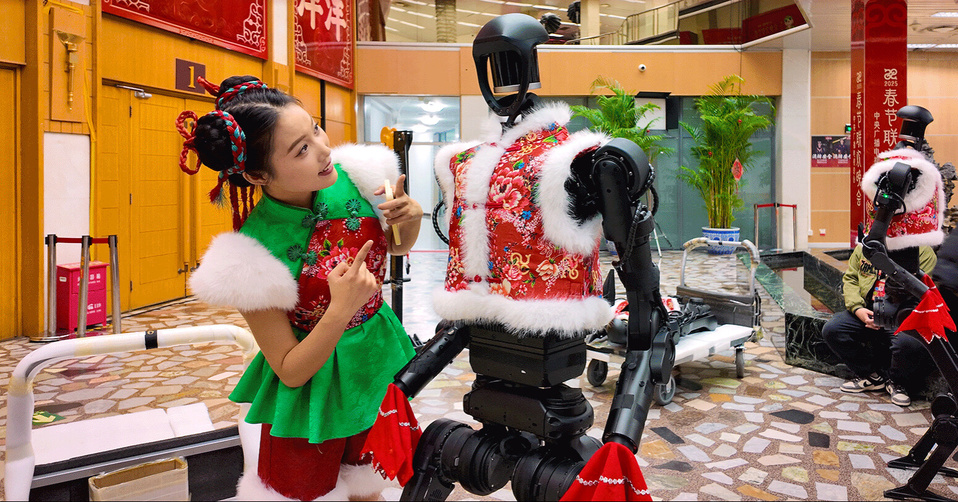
<box><xmin>180</xmin><ymin>75</ymin><xmax>298</xmax><ymax>230</ymax></box>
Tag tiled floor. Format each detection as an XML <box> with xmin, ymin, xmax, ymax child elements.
<box><xmin>3</xmin><ymin>245</ymin><xmax>958</xmax><ymax>501</ymax></box>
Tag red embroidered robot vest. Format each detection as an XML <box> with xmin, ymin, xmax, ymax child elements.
<box><xmin>433</xmin><ymin>104</ymin><xmax>613</xmax><ymax>336</ymax></box>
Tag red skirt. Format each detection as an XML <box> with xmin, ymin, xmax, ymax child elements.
<box><xmin>258</xmin><ymin>423</ymin><xmax>371</xmax><ymax>500</ymax></box>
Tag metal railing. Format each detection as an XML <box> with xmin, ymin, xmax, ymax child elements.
<box><xmin>5</xmin><ymin>324</ymin><xmax>257</xmax><ymax>501</ymax></box>
<box><xmin>41</xmin><ymin>234</ymin><xmax>122</xmax><ymax>341</ymax></box>
<box><xmin>754</xmin><ymin>203</ymin><xmax>798</xmax><ymax>251</ymax></box>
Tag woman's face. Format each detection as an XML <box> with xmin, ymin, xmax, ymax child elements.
<box><xmin>262</xmin><ymin>104</ymin><xmax>335</xmax><ymax>208</ymax></box>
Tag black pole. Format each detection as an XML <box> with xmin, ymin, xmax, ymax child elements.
<box><xmin>389</xmin><ymin>130</ymin><xmax>413</xmax><ymax>322</ymax></box>
<box><xmin>319</xmin><ymin>80</ymin><xmax>326</xmax><ymax>130</ymax></box>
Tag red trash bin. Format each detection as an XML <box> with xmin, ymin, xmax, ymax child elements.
<box><xmin>56</xmin><ymin>261</ymin><xmax>109</xmax><ymax>332</ymax></box>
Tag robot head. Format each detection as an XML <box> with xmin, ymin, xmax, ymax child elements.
<box><xmin>473</xmin><ymin>14</ymin><xmax>548</xmax><ymax>127</ymax></box>
<box><xmin>896</xmin><ymin>105</ymin><xmax>934</xmax><ymax>150</ymax></box>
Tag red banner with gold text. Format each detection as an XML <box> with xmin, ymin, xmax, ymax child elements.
<box><xmin>849</xmin><ymin>0</ymin><xmax>907</xmax><ymax>246</ymax></box>
<box><xmin>102</xmin><ymin>0</ymin><xmax>267</xmax><ymax>60</ymax></box>
<box><xmin>294</xmin><ymin>0</ymin><xmax>355</xmax><ymax>89</ymax></box>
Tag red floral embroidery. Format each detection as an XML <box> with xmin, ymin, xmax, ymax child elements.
<box><xmin>290</xmin><ymin>216</ymin><xmax>387</xmax><ymax>332</ymax></box>
<box><xmin>443</xmin><ymin>125</ymin><xmax>602</xmax><ymax>301</ymax></box>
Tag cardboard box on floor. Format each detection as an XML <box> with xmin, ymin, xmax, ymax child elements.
<box><xmin>88</xmin><ymin>457</ymin><xmax>188</xmax><ymax>501</ymax></box>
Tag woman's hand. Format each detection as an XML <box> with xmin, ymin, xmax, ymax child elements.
<box><xmin>326</xmin><ymin>240</ymin><xmax>380</xmax><ymax>316</ymax></box>
<box><xmin>376</xmin><ymin>175</ymin><xmax>423</xmax><ymax>255</ymax></box>
<box><xmin>376</xmin><ymin>175</ymin><xmax>423</xmax><ymax>228</ymax></box>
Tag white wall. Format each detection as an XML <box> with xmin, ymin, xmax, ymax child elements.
<box><xmin>777</xmin><ymin>48</ymin><xmax>812</xmax><ymax>250</ymax></box>
<box><xmin>43</xmin><ymin>132</ymin><xmax>90</xmax><ymax>265</ymax></box>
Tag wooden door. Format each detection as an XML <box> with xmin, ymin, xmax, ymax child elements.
<box><xmin>0</xmin><ymin>68</ymin><xmax>18</xmax><ymax>340</ymax></box>
<box><xmin>128</xmin><ymin>94</ymin><xmax>191</xmax><ymax>307</ymax></box>
<box><xmin>95</xmin><ymin>88</ymin><xmax>232</xmax><ymax>311</ymax></box>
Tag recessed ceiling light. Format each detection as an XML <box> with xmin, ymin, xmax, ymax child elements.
<box><xmin>908</xmin><ymin>43</ymin><xmax>937</xmax><ymax>49</ymax></box>
<box><xmin>932</xmin><ymin>12</ymin><xmax>958</xmax><ymax>17</ymax></box>
<box><xmin>935</xmin><ymin>43</ymin><xmax>958</xmax><ymax>48</ymax></box>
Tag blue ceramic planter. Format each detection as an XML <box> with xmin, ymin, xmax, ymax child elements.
<box><xmin>702</xmin><ymin>227</ymin><xmax>740</xmax><ymax>255</ymax></box>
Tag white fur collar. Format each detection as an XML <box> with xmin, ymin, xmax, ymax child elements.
<box><xmin>332</xmin><ymin>143</ymin><xmax>401</xmax><ymax>227</ymax></box>
<box><xmin>861</xmin><ymin>148</ymin><xmax>940</xmax><ymax>212</ymax></box>
<box><xmin>537</xmin><ymin>130</ymin><xmax>609</xmax><ymax>254</ymax></box>
<box><xmin>494</xmin><ymin>102</ymin><xmax>573</xmax><ymax>147</ymax></box>
<box><xmin>433</xmin><ymin>287</ymin><xmax>613</xmax><ymax>337</ymax></box>
<box><xmin>434</xmin><ymin>141</ymin><xmax>481</xmax><ymax>231</ymax></box>
<box><xmin>188</xmin><ymin>232</ymin><xmax>298</xmax><ymax>312</ymax></box>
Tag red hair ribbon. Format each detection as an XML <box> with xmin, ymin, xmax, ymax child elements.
<box><xmin>196</xmin><ymin>75</ymin><xmax>220</xmax><ymax>97</ymax></box>
<box><xmin>216</xmin><ymin>80</ymin><xmax>269</xmax><ymax>110</ymax></box>
<box><xmin>176</xmin><ymin>110</ymin><xmax>201</xmax><ymax>175</ymax></box>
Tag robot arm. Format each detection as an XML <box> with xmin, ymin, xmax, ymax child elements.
<box><xmin>393</xmin><ymin>322</ymin><xmax>470</xmax><ymax>399</ymax></box>
<box><xmin>860</xmin><ymin>161</ymin><xmax>929</xmax><ymax>314</ymax></box>
<box><xmin>570</xmin><ymin>138</ymin><xmax>670</xmax><ymax>452</ymax></box>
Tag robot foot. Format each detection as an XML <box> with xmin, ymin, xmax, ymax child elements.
<box><xmin>400</xmin><ymin>419</ymin><xmax>466</xmax><ymax>501</ymax></box>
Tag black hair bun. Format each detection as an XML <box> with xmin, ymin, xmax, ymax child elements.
<box><xmin>193</xmin><ymin>112</ymin><xmax>235</xmax><ymax>172</ymax></box>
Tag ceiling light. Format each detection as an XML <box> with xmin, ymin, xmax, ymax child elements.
<box><xmin>388</xmin><ymin>17</ymin><xmax>425</xmax><ymax>29</ymax></box>
<box><xmin>908</xmin><ymin>43</ymin><xmax>937</xmax><ymax>49</ymax></box>
<box><xmin>932</xmin><ymin>12</ymin><xmax>958</xmax><ymax>17</ymax></box>
<box><xmin>935</xmin><ymin>43</ymin><xmax>958</xmax><ymax>48</ymax></box>
<box><xmin>421</xmin><ymin>100</ymin><xmax>446</xmax><ymax>113</ymax></box>
<box><xmin>457</xmin><ymin>8</ymin><xmax>498</xmax><ymax>16</ymax></box>
<box><xmin>421</xmin><ymin>115</ymin><xmax>440</xmax><ymax>125</ymax></box>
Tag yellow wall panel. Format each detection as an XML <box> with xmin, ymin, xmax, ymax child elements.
<box><xmin>356</xmin><ymin>47</ymin><xmax>463</xmax><ymax>95</ymax></box>
<box><xmin>0</xmin><ymin>0</ymin><xmax>25</xmax><ymax>64</ymax></box>
<box><xmin>295</xmin><ymin>76</ymin><xmax>323</xmax><ymax>117</ymax></box>
<box><xmin>810</xmin><ymin>170</ymin><xmax>851</xmax><ymax>211</ymax></box>
<box><xmin>101</xmin><ymin>16</ymin><xmax>263</xmax><ymax>94</ymax></box>
<box><xmin>809</xmin><ymin>211</ymin><xmax>852</xmax><ymax>243</ymax></box>
<box><xmin>812</xmin><ymin>97</ymin><xmax>851</xmax><ymax>135</ymax></box>
<box><xmin>357</xmin><ymin>46</ymin><xmax>782</xmax><ymax>97</ymax></box>
<box><xmin>0</xmin><ymin>68</ymin><xmax>18</xmax><ymax>339</ymax></box>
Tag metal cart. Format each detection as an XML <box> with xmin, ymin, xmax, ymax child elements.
<box><xmin>5</xmin><ymin>325</ymin><xmax>257</xmax><ymax>501</ymax></box>
<box><xmin>585</xmin><ymin>238</ymin><xmax>762</xmax><ymax>405</ymax></box>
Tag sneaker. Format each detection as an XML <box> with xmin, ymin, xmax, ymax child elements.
<box><xmin>840</xmin><ymin>373</ymin><xmax>887</xmax><ymax>393</ymax></box>
<box><xmin>886</xmin><ymin>381</ymin><xmax>912</xmax><ymax>406</ymax></box>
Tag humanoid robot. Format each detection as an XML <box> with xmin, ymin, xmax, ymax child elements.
<box><xmin>854</xmin><ymin>105</ymin><xmax>958</xmax><ymax>502</ymax></box>
<box><xmin>383</xmin><ymin>13</ymin><xmax>678</xmax><ymax>501</ymax></box>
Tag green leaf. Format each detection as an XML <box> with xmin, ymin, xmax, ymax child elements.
<box><xmin>676</xmin><ymin>74</ymin><xmax>775</xmax><ymax>228</ymax></box>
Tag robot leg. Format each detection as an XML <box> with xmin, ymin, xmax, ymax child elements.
<box><xmin>401</xmin><ymin>419</ymin><xmax>538</xmax><ymax>501</ymax></box>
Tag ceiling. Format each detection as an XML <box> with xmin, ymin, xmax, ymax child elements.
<box><xmin>382</xmin><ymin>0</ymin><xmax>958</xmax><ymax>50</ymax></box>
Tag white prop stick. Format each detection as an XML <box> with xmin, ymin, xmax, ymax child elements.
<box><xmin>384</xmin><ymin>179</ymin><xmax>402</xmax><ymax>245</ymax></box>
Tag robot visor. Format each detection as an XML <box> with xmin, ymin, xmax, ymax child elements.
<box><xmin>490</xmin><ymin>49</ymin><xmax>542</xmax><ymax>93</ymax></box>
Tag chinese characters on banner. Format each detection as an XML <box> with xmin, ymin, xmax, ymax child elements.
<box><xmin>102</xmin><ymin>0</ymin><xmax>267</xmax><ymax>59</ymax></box>
<box><xmin>295</xmin><ymin>0</ymin><xmax>355</xmax><ymax>89</ymax></box>
<box><xmin>849</xmin><ymin>0</ymin><xmax>907</xmax><ymax>246</ymax></box>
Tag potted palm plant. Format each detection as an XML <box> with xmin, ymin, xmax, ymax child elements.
<box><xmin>571</xmin><ymin>76</ymin><xmax>675</xmax><ymax>255</ymax></box>
<box><xmin>678</xmin><ymin>74</ymin><xmax>775</xmax><ymax>253</ymax></box>
<box><xmin>570</xmin><ymin>76</ymin><xmax>674</xmax><ymax>165</ymax></box>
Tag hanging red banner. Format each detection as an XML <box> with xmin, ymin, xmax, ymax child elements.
<box><xmin>102</xmin><ymin>0</ymin><xmax>267</xmax><ymax>60</ymax></box>
<box><xmin>294</xmin><ymin>0</ymin><xmax>355</xmax><ymax>89</ymax></box>
<box><xmin>849</xmin><ymin>0</ymin><xmax>907</xmax><ymax>246</ymax></box>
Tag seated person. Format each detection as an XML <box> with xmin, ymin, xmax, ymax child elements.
<box><xmin>824</xmin><ymin>145</ymin><xmax>947</xmax><ymax>407</ymax></box>
<box><xmin>823</xmin><ymin>244</ymin><xmax>936</xmax><ymax>406</ymax></box>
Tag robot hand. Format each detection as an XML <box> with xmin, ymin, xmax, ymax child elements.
<box><xmin>570</xmin><ymin>138</ymin><xmax>671</xmax><ymax>452</ymax></box>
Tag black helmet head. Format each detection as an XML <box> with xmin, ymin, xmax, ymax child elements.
<box><xmin>473</xmin><ymin>14</ymin><xmax>548</xmax><ymax>126</ymax></box>
<box><xmin>896</xmin><ymin>105</ymin><xmax>934</xmax><ymax>149</ymax></box>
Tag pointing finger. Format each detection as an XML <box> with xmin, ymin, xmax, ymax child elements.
<box><xmin>350</xmin><ymin>240</ymin><xmax>374</xmax><ymax>272</ymax></box>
